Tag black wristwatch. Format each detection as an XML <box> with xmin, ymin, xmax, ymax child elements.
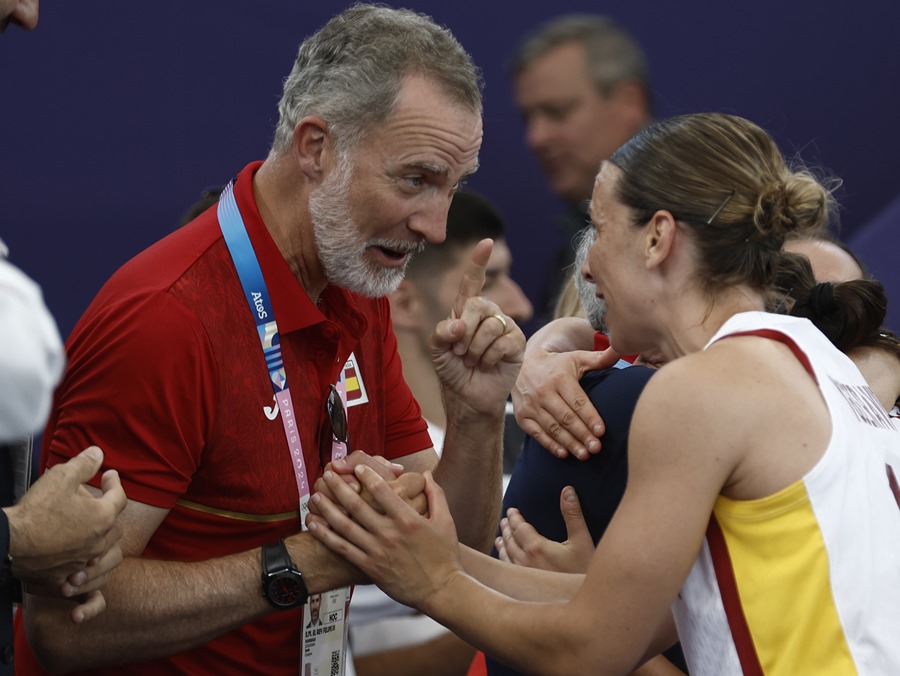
<box><xmin>261</xmin><ymin>540</ymin><xmax>308</xmax><ymax>610</ymax></box>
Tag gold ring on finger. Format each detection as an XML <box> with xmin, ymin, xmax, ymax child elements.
<box><xmin>488</xmin><ymin>313</ymin><xmax>507</xmax><ymax>331</ymax></box>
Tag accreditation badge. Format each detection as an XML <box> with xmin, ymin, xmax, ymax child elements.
<box><xmin>302</xmin><ymin>587</ymin><xmax>352</xmax><ymax>676</ymax></box>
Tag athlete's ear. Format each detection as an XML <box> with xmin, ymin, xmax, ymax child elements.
<box><xmin>645</xmin><ymin>209</ymin><xmax>677</xmax><ymax>270</ymax></box>
<box><xmin>388</xmin><ymin>280</ymin><xmax>425</xmax><ymax>331</ymax></box>
<box><xmin>291</xmin><ymin>116</ymin><xmax>336</xmax><ymax>181</ymax></box>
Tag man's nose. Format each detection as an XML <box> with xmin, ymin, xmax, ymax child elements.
<box><xmin>525</xmin><ymin>116</ymin><xmax>554</xmax><ymax>152</ymax></box>
<box><xmin>407</xmin><ymin>199</ymin><xmax>451</xmax><ymax>245</ymax></box>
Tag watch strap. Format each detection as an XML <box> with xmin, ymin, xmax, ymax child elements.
<box><xmin>262</xmin><ymin>539</ymin><xmax>293</xmax><ymax>575</ymax></box>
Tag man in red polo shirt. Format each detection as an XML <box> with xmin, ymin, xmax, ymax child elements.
<box><xmin>16</xmin><ymin>5</ymin><xmax>523</xmax><ymax>675</ymax></box>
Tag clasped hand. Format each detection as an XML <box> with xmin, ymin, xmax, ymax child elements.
<box><xmin>7</xmin><ymin>446</ymin><xmax>127</xmax><ymax>623</ymax></box>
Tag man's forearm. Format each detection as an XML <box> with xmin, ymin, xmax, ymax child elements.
<box><xmin>434</xmin><ymin>408</ymin><xmax>503</xmax><ymax>552</ymax></box>
<box><xmin>25</xmin><ymin>531</ymin><xmax>365</xmax><ymax>672</ymax></box>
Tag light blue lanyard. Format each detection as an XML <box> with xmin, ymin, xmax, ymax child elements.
<box><xmin>218</xmin><ymin>181</ymin><xmax>311</xmax><ymax>515</ymax></box>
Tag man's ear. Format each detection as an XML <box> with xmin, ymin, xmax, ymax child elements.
<box><xmin>388</xmin><ymin>280</ymin><xmax>425</xmax><ymax>331</ymax></box>
<box><xmin>644</xmin><ymin>210</ymin><xmax>678</xmax><ymax>270</ymax></box>
<box><xmin>291</xmin><ymin>116</ymin><xmax>336</xmax><ymax>180</ymax></box>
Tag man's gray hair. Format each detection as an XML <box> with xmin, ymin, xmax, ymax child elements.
<box><xmin>271</xmin><ymin>4</ymin><xmax>483</xmax><ymax>157</ymax></box>
<box><xmin>508</xmin><ymin>14</ymin><xmax>649</xmax><ymax>99</ymax></box>
<box><xmin>573</xmin><ymin>226</ymin><xmax>608</xmax><ymax>333</ymax></box>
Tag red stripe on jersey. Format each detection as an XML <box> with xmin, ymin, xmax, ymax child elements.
<box><xmin>707</xmin><ymin>516</ymin><xmax>765</xmax><ymax>676</ymax></box>
<box><xmin>720</xmin><ymin>329</ymin><xmax>817</xmax><ymax>383</ymax></box>
<box><xmin>887</xmin><ymin>465</ymin><xmax>900</xmax><ymax>510</ymax></box>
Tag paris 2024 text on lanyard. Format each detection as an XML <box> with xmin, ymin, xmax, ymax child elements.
<box><xmin>218</xmin><ymin>181</ymin><xmax>352</xmax><ymax>676</ymax></box>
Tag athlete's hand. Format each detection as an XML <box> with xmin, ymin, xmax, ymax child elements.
<box><xmin>307</xmin><ymin>467</ymin><xmax>462</xmax><ymax>610</ymax></box>
<box><xmin>513</xmin><ymin>319</ymin><xmax>618</xmax><ymax>459</ymax></box>
<box><xmin>496</xmin><ymin>487</ymin><xmax>594</xmax><ymax>574</ymax></box>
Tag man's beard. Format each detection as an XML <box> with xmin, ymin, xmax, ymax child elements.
<box><xmin>309</xmin><ymin>158</ymin><xmax>423</xmax><ymax>298</ymax></box>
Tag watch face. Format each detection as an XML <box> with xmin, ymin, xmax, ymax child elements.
<box><xmin>268</xmin><ymin>573</ymin><xmax>305</xmax><ymax>607</ymax></box>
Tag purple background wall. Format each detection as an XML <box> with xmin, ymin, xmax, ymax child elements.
<box><xmin>3</xmin><ymin>0</ymin><xmax>899</xmax><ymax>338</ymax></box>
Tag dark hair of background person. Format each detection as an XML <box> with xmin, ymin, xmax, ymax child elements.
<box><xmin>178</xmin><ymin>187</ymin><xmax>224</xmax><ymax>228</ymax></box>
<box><xmin>774</xmin><ymin>250</ymin><xmax>900</xmax><ymax>359</ymax></box>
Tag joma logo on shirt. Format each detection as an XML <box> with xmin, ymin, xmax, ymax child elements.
<box><xmin>264</xmin><ymin>395</ymin><xmax>279</xmax><ymax>420</ymax></box>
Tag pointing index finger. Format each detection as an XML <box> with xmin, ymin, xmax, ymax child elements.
<box><xmin>451</xmin><ymin>238</ymin><xmax>493</xmax><ymax>319</ymax></box>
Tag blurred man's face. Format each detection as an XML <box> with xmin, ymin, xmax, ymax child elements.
<box><xmin>425</xmin><ymin>239</ymin><xmax>533</xmax><ymax>332</ymax></box>
<box><xmin>0</xmin><ymin>0</ymin><xmax>38</xmax><ymax>32</ymax></box>
<box><xmin>514</xmin><ymin>41</ymin><xmax>643</xmax><ymax>205</ymax></box>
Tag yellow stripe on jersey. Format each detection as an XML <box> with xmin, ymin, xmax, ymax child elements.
<box><xmin>714</xmin><ymin>480</ymin><xmax>856</xmax><ymax>675</ymax></box>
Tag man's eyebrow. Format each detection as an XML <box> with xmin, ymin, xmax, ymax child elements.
<box><xmin>401</xmin><ymin>160</ymin><xmax>480</xmax><ymax>180</ymax></box>
<box><xmin>461</xmin><ymin>162</ymin><xmax>480</xmax><ymax>180</ymax></box>
<box><xmin>403</xmin><ymin>161</ymin><xmax>449</xmax><ymax>175</ymax></box>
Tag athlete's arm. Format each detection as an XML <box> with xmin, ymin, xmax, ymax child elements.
<box><xmin>308</xmin><ymin>355</ymin><xmax>745</xmax><ymax>674</ymax></box>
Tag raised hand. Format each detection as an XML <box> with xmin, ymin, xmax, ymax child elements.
<box><xmin>307</xmin><ymin>466</ymin><xmax>462</xmax><ymax>610</ymax></box>
<box><xmin>512</xmin><ymin>317</ymin><xmax>619</xmax><ymax>459</ymax></box>
<box><xmin>496</xmin><ymin>487</ymin><xmax>594</xmax><ymax>574</ymax></box>
<box><xmin>431</xmin><ymin>239</ymin><xmax>526</xmax><ymax>419</ymax></box>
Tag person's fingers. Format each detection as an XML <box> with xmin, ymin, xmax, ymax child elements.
<box><xmin>306</xmin><ymin>489</ymin><xmax>379</xmax><ymax>573</ymax></box>
<box><xmin>495</xmin><ymin>535</ymin><xmax>509</xmax><ymax>563</ymax></box>
<box><xmin>451</xmin><ymin>239</ymin><xmax>492</xmax><ymax>320</ymax></box>
<box><xmin>323</xmin><ymin>468</ymin><xmax>397</xmax><ymax>532</ymax></box>
<box><xmin>63</xmin><ymin>542</ymin><xmax>123</xmax><ymax>597</ymax></box>
<box><xmin>559</xmin><ymin>487</ymin><xmax>590</xmax><ymax>543</ymax></box>
<box><xmin>407</xmin><ymin>493</ymin><xmax>428</xmax><ymax>516</ymax></box>
<box><xmin>98</xmin><ymin>468</ymin><xmax>127</xmax><ymax>516</ymax></box>
<box><xmin>514</xmin><ymin>417</ymin><xmax>573</xmax><ymax>459</ymax></box>
<box><xmin>371</xmin><ymin>455</ymin><xmax>405</xmax><ymax>478</ymax></box>
<box><xmin>69</xmin><ymin>590</ymin><xmax>107</xmax><ymax>624</ymax></box>
<box><xmin>500</xmin><ymin>514</ymin><xmax>529</xmax><ymax>565</ymax></box>
<box><xmin>56</xmin><ymin>446</ymin><xmax>105</xmax><ymax>488</ymax></box>
<box><xmin>390</xmin><ymin>473</ymin><xmax>426</xmax><ymax>503</ymax></box>
<box><xmin>421</xmin><ymin>471</ymin><xmax>448</xmax><ymax>516</ymax></box>
<box><xmin>595</xmin><ymin>346</ymin><xmax>622</xmax><ymax>370</ymax></box>
<box><xmin>506</xmin><ymin>508</ymin><xmax>541</xmax><ymax>552</ymax></box>
<box><xmin>467</xmin><ymin>321</ymin><xmax>525</xmax><ymax>371</ymax></box>
<box><xmin>306</xmin><ymin>516</ymin><xmax>371</xmax><ymax>572</ymax></box>
<box><xmin>309</xmin><ymin>478</ymin><xmax>383</xmax><ymax>554</ymax></box>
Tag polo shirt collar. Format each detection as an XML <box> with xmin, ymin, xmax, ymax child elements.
<box><xmin>229</xmin><ymin>161</ymin><xmax>366</xmax><ymax>337</ymax></box>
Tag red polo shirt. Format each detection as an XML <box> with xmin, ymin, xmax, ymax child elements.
<box><xmin>15</xmin><ymin>162</ymin><xmax>432</xmax><ymax>674</ymax></box>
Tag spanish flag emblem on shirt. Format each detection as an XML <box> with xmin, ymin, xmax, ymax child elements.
<box><xmin>342</xmin><ymin>352</ymin><xmax>368</xmax><ymax>406</ymax></box>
